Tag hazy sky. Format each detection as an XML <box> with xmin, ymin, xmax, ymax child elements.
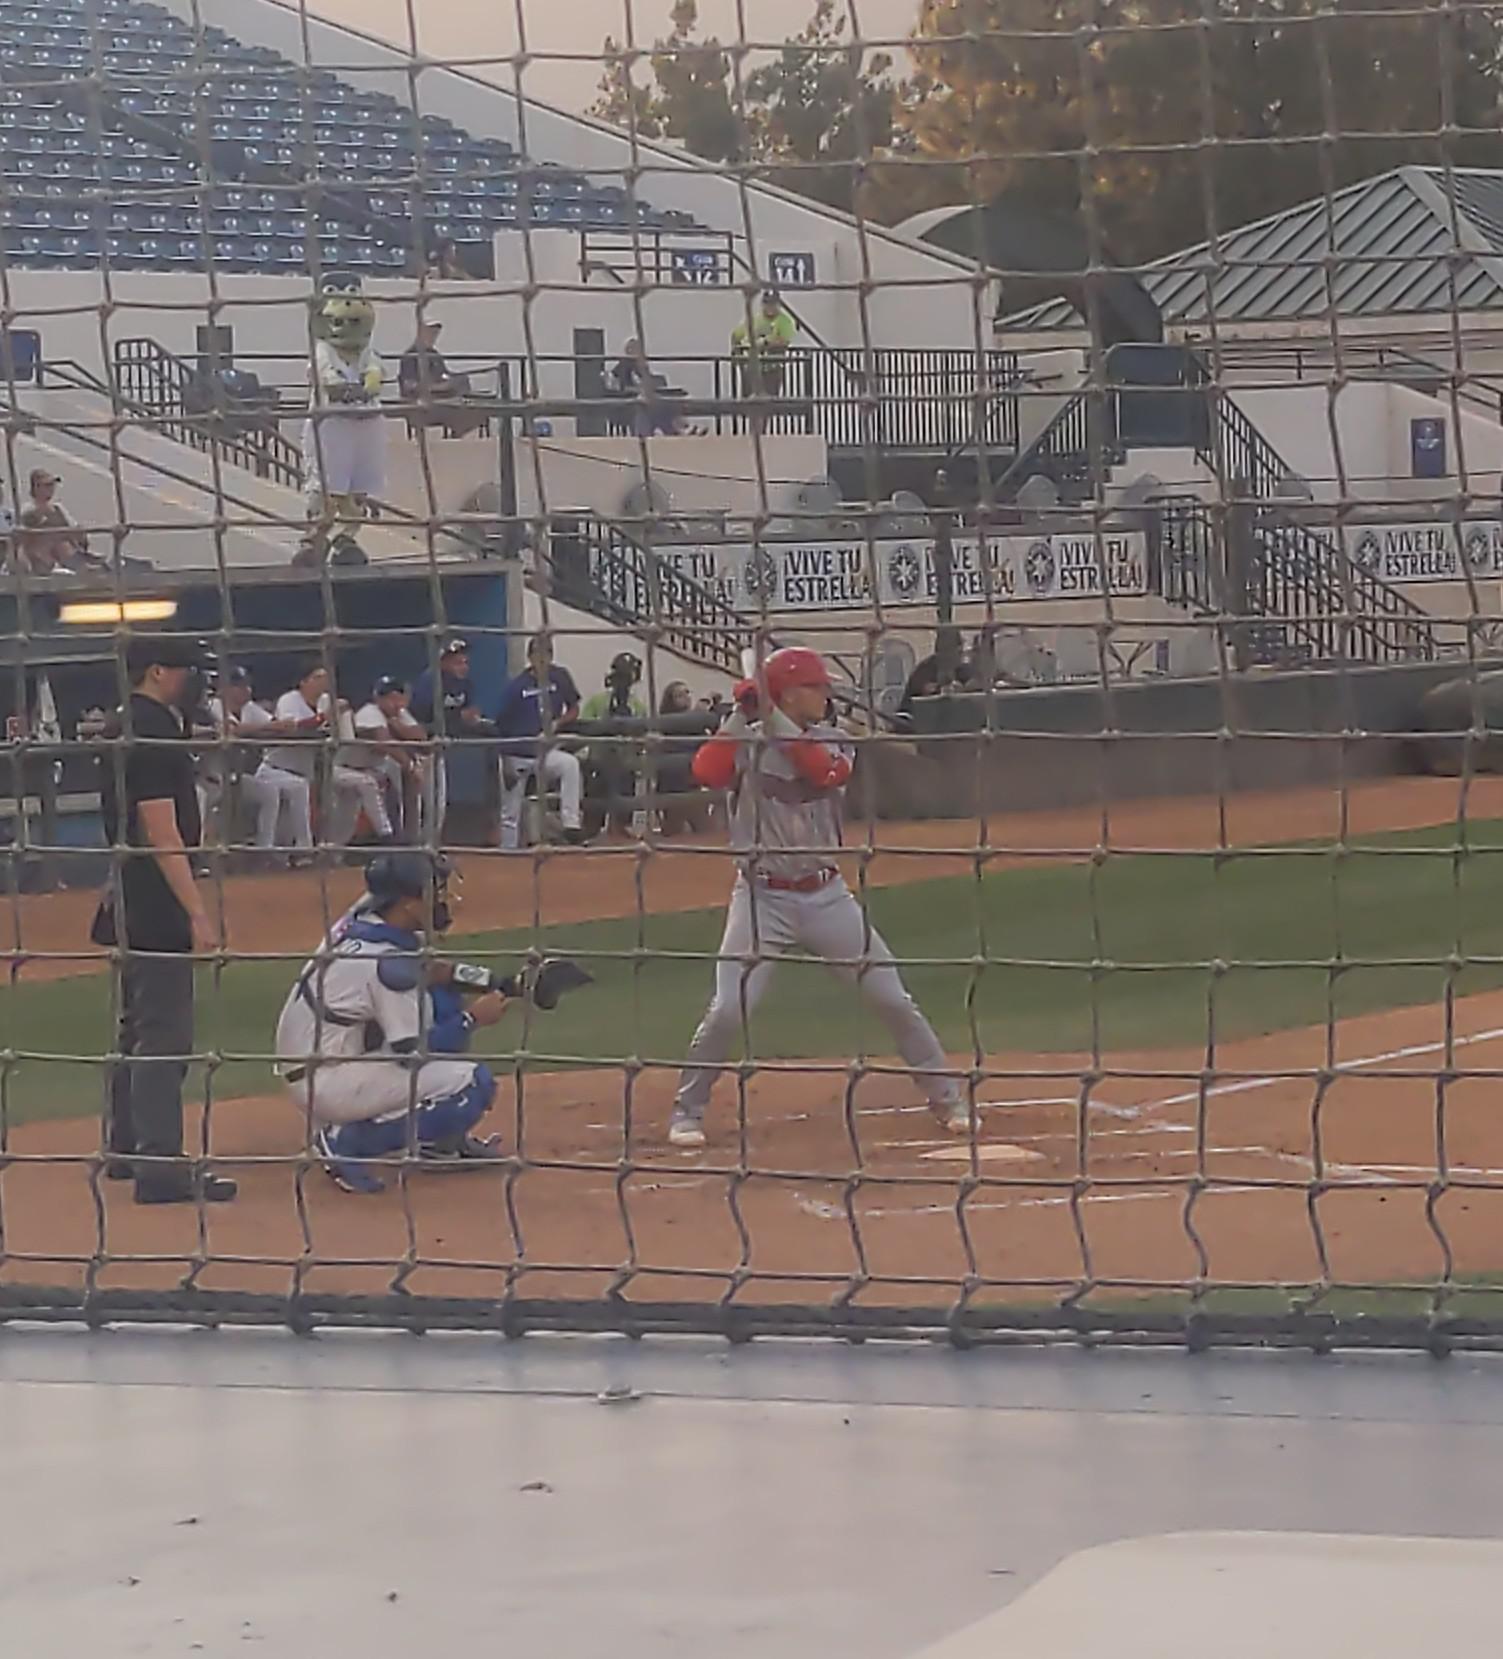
<box><xmin>307</xmin><ymin>0</ymin><xmax>921</xmax><ymax>107</ymax></box>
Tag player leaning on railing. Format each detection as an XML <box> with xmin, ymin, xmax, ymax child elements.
<box><xmin>668</xmin><ymin>647</ymin><xmax>989</xmax><ymax>1150</ymax></box>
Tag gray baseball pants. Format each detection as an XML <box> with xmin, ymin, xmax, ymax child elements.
<box><xmin>673</xmin><ymin>875</ymin><xmax>960</xmax><ymax>1115</ymax></box>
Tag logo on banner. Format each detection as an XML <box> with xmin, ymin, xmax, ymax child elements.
<box><xmin>888</xmin><ymin>542</ymin><xmax>922</xmax><ymax>600</ymax></box>
<box><xmin>1353</xmin><ymin>530</ymin><xmax>1384</xmax><ymax>571</ymax></box>
<box><xmin>1466</xmin><ymin>527</ymin><xmax>1494</xmax><ymax>571</ymax></box>
<box><xmin>1024</xmin><ymin>540</ymin><xmax>1056</xmax><ymax>596</ymax></box>
<box><xmin>742</xmin><ymin>547</ymin><xmax>781</xmax><ymax>604</ymax></box>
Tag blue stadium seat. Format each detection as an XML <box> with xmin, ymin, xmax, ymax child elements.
<box><xmin>0</xmin><ymin>0</ymin><xmax>706</xmax><ymax>270</ymax></box>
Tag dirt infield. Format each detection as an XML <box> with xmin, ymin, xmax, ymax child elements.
<box><xmin>6</xmin><ymin>773</ymin><xmax>1503</xmax><ymax>1324</ymax></box>
<box><xmin>5</xmin><ymin>993</ymin><xmax>1503</xmax><ymax>1314</ymax></box>
<box><xmin>10</xmin><ymin>773</ymin><xmax>1503</xmax><ymax>983</ymax></box>
<box><xmin>8</xmin><ymin>982</ymin><xmax>1499</xmax><ymax>1320</ymax></box>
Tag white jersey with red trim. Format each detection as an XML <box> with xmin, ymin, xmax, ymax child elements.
<box><xmin>724</xmin><ymin>719</ymin><xmax>854</xmax><ymax>881</ymax></box>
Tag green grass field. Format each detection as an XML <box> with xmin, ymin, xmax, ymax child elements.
<box><xmin>7</xmin><ymin>819</ymin><xmax>1503</xmax><ymax>1129</ymax></box>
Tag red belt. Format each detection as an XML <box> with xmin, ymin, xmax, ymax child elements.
<box><xmin>760</xmin><ymin>866</ymin><xmax>838</xmax><ymax>894</ymax></box>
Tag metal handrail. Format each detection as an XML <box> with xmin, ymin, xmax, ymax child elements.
<box><xmin>22</xmin><ymin>356</ymin><xmax>305</xmax><ymax>535</ymax></box>
<box><xmin>540</xmin><ymin>514</ymin><xmax>749</xmax><ymax>674</ymax></box>
<box><xmin>1249</xmin><ymin>514</ymin><xmax>1437</xmax><ymax>665</ymax></box>
<box><xmin>112</xmin><ymin>337</ymin><xmax>304</xmax><ymax>488</ymax></box>
<box><xmin>1154</xmin><ymin>497</ymin><xmax>1437</xmax><ymax>666</ymax></box>
<box><xmin>991</xmin><ymin>385</ymin><xmax>1106</xmax><ymax>500</ymax></box>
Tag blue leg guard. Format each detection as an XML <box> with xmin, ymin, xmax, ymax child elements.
<box><xmin>323</xmin><ymin>1068</ymin><xmax>496</xmax><ymax>1190</ymax></box>
<box><xmin>414</xmin><ymin>1064</ymin><xmax>494</xmax><ymax>1148</ymax></box>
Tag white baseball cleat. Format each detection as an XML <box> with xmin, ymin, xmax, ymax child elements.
<box><xmin>941</xmin><ymin>1098</ymin><xmax>983</xmax><ymax>1135</ymax></box>
<box><xmin>667</xmin><ymin>1110</ymin><xmax>707</xmax><ymax>1148</ymax></box>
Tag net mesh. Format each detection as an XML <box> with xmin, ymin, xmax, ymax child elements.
<box><xmin>3</xmin><ymin>0</ymin><xmax>1503</xmax><ymax>1349</ymax></box>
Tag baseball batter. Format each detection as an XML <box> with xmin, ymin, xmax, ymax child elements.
<box><xmin>668</xmin><ymin>647</ymin><xmax>978</xmax><ymax>1148</ymax></box>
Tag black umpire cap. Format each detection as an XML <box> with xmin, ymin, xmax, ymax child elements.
<box><xmin>124</xmin><ymin>634</ymin><xmax>211</xmax><ymax>683</ymax></box>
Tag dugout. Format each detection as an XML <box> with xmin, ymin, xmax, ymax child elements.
<box><xmin>0</xmin><ymin>561</ymin><xmax>517</xmax><ymax>886</ymax></box>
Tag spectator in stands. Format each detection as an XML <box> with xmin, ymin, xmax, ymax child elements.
<box><xmin>582</xmin><ymin>651</ymin><xmax>646</xmax><ymax>837</ymax></box>
<box><xmin>14</xmin><ymin>470</ymin><xmax>108</xmax><ymax>575</ymax></box>
<box><xmin>660</xmin><ymin>681</ymin><xmax>694</xmax><ymax>717</ymax></box>
<box><xmin>608</xmin><ymin>339</ymin><xmax>683</xmax><ymax>438</ymax></box>
<box><xmin>495</xmin><ymin>633</ymin><xmax>588</xmax><ymax>848</ymax></box>
<box><xmin>411</xmin><ymin>636</ymin><xmax>488</xmax><ymax>839</ymax></box>
<box><xmin>899</xmin><ymin>627</ymin><xmax>979</xmax><ymax>717</ymax></box>
<box><xmin>731</xmin><ymin>289</ymin><xmax>797</xmax><ymax>399</ymax></box>
<box><xmin>426</xmin><ymin>238</ymin><xmax>470</xmax><ymax>281</ymax></box>
<box><xmin>654</xmin><ymin>680</ymin><xmax>712</xmax><ymax>837</ymax></box>
<box><xmin>398</xmin><ymin>320</ymin><xmax>484</xmax><ymax>438</ymax></box>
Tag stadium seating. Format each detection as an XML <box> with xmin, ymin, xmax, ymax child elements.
<box><xmin>0</xmin><ymin>0</ymin><xmax>700</xmax><ymax>273</ymax></box>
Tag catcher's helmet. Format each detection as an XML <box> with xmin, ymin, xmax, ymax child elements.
<box><xmin>763</xmin><ymin>646</ymin><xmax>831</xmax><ymax>703</ymax></box>
<box><xmin>364</xmin><ymin>852</ymin><xmax>455</xmax><ymax>930</ymax></box>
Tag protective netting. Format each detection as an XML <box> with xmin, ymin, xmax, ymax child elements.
<box><xmin>6</xmin><ymin>0</ymin><xmax>1503</xmax><ymax>1350</ymax></box>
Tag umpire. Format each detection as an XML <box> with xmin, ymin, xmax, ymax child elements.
<box><xmin>93</xmin><ymin>636</ymin><xmax>237</xmax><ymax>1205</ymax></box>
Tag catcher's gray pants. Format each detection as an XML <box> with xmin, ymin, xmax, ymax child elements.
<box><xmin>673</xmin><ymin>876</ymin><xmax>960</xmax><ymax>1115</ymax></box>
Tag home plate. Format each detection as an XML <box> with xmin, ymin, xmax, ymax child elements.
<box><xmin>919</xmin><ymin>1143</ymin><xmax>1045</xmax><ymax>1165</ymax></box>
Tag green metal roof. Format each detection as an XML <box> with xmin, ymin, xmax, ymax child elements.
<box><xmin>1004</xmin><ymin>167</ymin><xmax>1503</xmax><ymax>332</ymax></box>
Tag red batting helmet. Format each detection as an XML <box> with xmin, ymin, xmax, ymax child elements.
<box><xmin>763</xmin><ymin>646</ymin><xmax>831</xmax><ymax>703</ymax></box>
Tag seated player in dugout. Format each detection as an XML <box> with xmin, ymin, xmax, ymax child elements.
<box><xmin>668</xmin><ymin>646</ymin><xmax>992</xmax><ymax>1149</ymax></box>
<box><xmin>274</xmin><ymin>852</ymin><xmax>590</xmax><ymax>1193</ymax></box>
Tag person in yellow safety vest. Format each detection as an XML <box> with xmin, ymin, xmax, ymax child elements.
<box><xmin>730</xmin><ymin>289</ymin><xmax>797</xmax><ymax>399</ymax></box>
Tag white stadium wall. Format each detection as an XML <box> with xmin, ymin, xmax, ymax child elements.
<box><xmin>1232</xmin><ymin>380</ymin><xmax>1503</xmax><ymax>503</ymax></box>
<box><xmin>514</xmin><ymin>435</ymin><xmax>829</xmax><ymax>524</ymax></box>
<box><xmin>4</xmin><ymin>269</ymin><xmax>529</xmax><ymax>389</ymax></box>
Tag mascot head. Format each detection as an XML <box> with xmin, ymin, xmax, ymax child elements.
<box><xmin>312</xmin><ymin>273</ymin><xmax>375</xmax><ymax>358</ymax></box>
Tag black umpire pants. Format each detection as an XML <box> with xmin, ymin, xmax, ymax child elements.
<box><xmin>106</xmin><ymin>952</ymin><xmax>194</xmax><ymax>1190</ymax></box>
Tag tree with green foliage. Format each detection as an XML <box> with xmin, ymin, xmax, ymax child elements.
<box><xmin>592</xmin><ymin>0</ymin><xmax>899</xmax><ymax>213</ymax></box>
<box><xmin>594</xmin><ymin>0</ymin><xmax>743</xmax><ymax>164</ymax></box>
<box><xmin>593</xmin><ymin>0</ymin><xmax>1503</xmax><ymax>263</ymax></box>
<box><xmin>742</xmin><ymin>0</ymin><xmax>900</xmax><ymax>211</ymax></box>
<box><xmin>896</xmin><ymin>0</ymin><xmax>1503</xmax><ymax>263</ymax></box>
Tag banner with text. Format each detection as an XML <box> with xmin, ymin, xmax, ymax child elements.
<box><xmin>1339</xmin><ymin>521</ymin><xmax>1503</xmax><ymax>583</ymax></box>
<box><xmin>656</xmin><ymin>532</ymin><xmax>1150</xmax><ymax>612</ymax></box>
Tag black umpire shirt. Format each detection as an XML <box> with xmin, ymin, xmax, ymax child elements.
<box><xmin>98</xmin><ymin>692</ymin><xmax>202</xmax><ymax>953</ymax></box>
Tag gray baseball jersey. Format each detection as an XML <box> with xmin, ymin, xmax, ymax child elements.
<box><xmin>723</xmin><ymin>719</ymin><xmax>855</xmax><ymax>881</ymax></box>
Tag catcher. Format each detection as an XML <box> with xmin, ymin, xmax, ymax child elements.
<box><xmin>668</xmin><ymin>646</ymin><xmax>979</xmax><ymax>1149</ymax></box>
<box><xmin>274</xmin><ymin>852</ymin><xmax>591</xmax><ymax>1193</ymax></box>
<box><xmin>296</xmin><ymin>273</ymin><xmax>386</xmax><ymax>566</ymax></box>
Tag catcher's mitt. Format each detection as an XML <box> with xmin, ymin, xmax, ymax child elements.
<box><xmin>497</xmin><ymin>957</ymin><xmax>594</xmax><ymax>1011</ymax></box>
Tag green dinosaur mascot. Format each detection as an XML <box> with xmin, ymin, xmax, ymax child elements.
<box><xmin>297</xmin><ymin>274</ymin><xmax>386</xmax><ymax>566</ymax></box>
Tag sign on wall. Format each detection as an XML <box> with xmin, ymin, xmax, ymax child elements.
<box><xmin>1339</xmin><ymin>521</ymin><xmax>1503</xmax><ymax>583</ymax></box>
<box><xmin>669</xmin><ymin>248</ymin><xmax>725</xmax><ymax>285</ymax></box>
<box><xmin>655</xmin><ymin>532</ymin><xmax>1149</xmax><ymax>613</ymax></box>
<box><xmin>769</xmin><ymin>251</ymin><xmax>816</xmax><ymax>289</ymax></box>
<box><xmin>1410</xmin><ymin>417</ymin><xmax>1448</xmax><ymax>480</ymax></box>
